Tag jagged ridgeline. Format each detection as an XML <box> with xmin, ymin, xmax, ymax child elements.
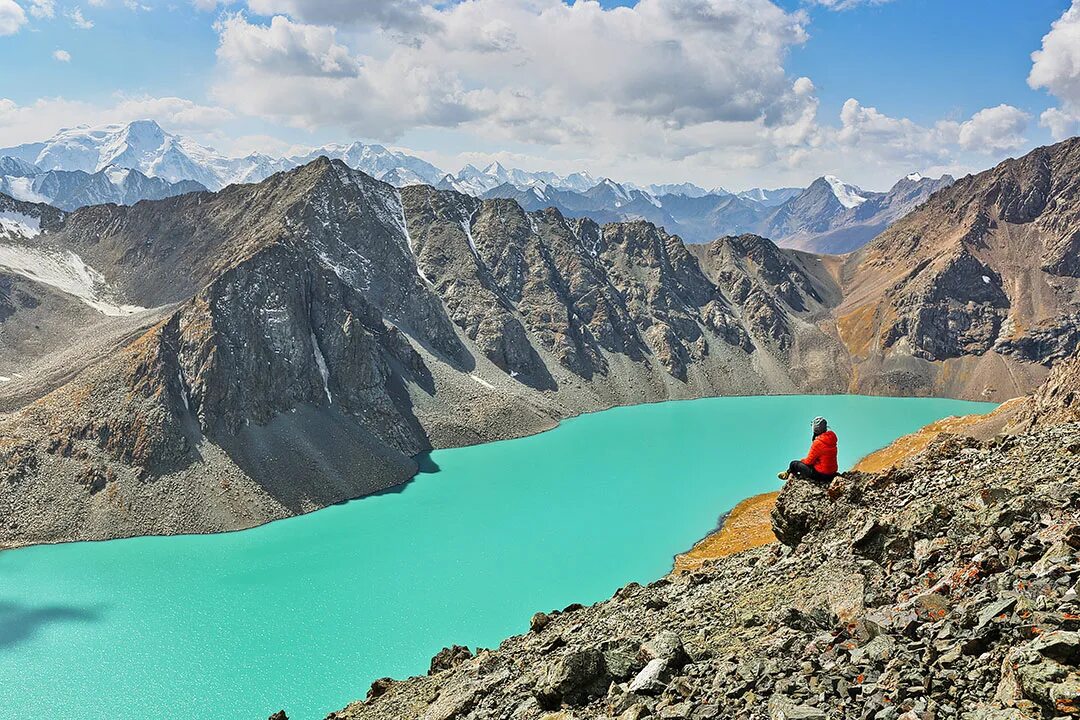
<box><xmin>2</xmin><ymin>137</ymin><xmax>1080</xmax><ymax>546</ymax></box>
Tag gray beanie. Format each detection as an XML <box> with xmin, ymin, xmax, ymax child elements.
<box><xmin>812</xmin><ymin>416</ymin><xmax>828</xmax><ymax>434</ymax></box>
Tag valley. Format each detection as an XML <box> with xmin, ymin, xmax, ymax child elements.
<box><xmin>2</xmin><ymin>138</ymin><xmax>1080</xmax><ymax>548</ymax></box>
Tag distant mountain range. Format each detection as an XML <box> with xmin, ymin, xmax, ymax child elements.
<box><xmin>0</xmin><ymin>120</ymin><xmax>952</xmax><ymax>252</ymax></box>
<box><xmin>0</xmin><ymin>155</ymin><xmax>205</xmax><ymax>212</ymax></box>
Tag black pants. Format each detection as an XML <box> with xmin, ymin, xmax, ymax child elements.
<box><xmin>788</xmin><ymin>460</ymin><xmax>835</xmax><ymax>483</ymax></box>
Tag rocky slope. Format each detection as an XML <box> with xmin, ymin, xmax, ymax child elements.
<box><xmin>2</xmin><ymin>139</ymin><xmax>1079</xmax><ymax>547</ymax></box>
<box><xmin>837</xmin><ymin>136</ymin><xmax>1080</xmax><ymax>400</ymax></box>
<box><xmin>322</xmin><ymin>370</ymin><xmax>1080</xmax><ymax>720</ymax></box>
<box><xmin>0</xmin><ymin>160</ymin><xmax>843</xmax><ymax>547</ymax></box>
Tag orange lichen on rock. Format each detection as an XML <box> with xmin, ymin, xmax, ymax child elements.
<box><xmin>673</xmin><ymin>491</ymin><xmax>780</xmax><ymax>573</ymax></box>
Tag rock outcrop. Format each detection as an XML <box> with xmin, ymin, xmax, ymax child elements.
<box><xmin>324</xmin><ymin>372</ymin><xmax>1080</xmax><ymax>720</ymax></box>
<box><xmin>837</xmin><ymin>136</ymin><xmax>1080</xmax><ymax>400</ymax></box>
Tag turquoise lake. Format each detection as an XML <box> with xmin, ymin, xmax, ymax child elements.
<box><xmin>0</xmin><ymin>394</ymin><xmax>996</xmax><ymax>720</ymax></box>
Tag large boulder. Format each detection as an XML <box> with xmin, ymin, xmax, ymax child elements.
<box><xmin>770</xmin><ymin>476</ymin><xmax>835</xmax><ymax>547</ymax></box>
<box><xmin>534</xmin><ymin>648</ymin><xmax>610</xmax><ymax>709</ymax></box>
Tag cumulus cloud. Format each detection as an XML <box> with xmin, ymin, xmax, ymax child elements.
<box><xmin>0</xmin><ymin>0</ymin><xmax>27</xmax><ymax>35</ymax></box>
<box><xmin>211</xmin><ymin>0</ymin><xmax>811</xmax><ymax>145</ymax></box>
<box><xmin>68</xmin><ymin>7</ymin><xmax>93</xmax><ymax>28</ymax></box>
<box><xmin>1029</xmin><ymin>1</ymin><xmax>1080</xmax><ymax>142</ymax></box>
<box><xmin>1040</xmin><ymin>107</ymin><xmax>1079</xmax><ymax>141</ymax></box>
<box><xmin>214</xmin><ymin>14</ymin><xmax>360</xmax><ymax>77</ymax></box>
<box><xmin>246</xmin><ymin>0</ymin><xmax>439</xmax><ymax>34</ymax></box>
<box><xmin>804</xmin><ymin>0</ymin><xmax>892</xmax><ymax>9</ymax></box>
<box><xmin>1030</xmin><ymin>1</ymin><xmax>1080</xmax><ymax>109</ymax></box>
<box><xmin>835</xmin><ymin>100</ymin><xmax>1028</xmax><ymax>157</ymax></box>
<box><xmin>29</xmin><ymin>0</ymin><xmax>55</xmax><ymax>18</ymax></box>
<box><xmin>954</xmin><ymin>104</ymin><xmax>1030</xmax><ymax>152</ymax></box>
<box><xmin>53</xmin><ymin>49</ymin><xmax>71</xmax><ymax>62</ymax></box>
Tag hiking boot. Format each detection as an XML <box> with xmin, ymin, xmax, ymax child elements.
<box><xmin>777</xmin><ymin>471</ymin><xmax>790</xmax><ymax>481</ymax></box>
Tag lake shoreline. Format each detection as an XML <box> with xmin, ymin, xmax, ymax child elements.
<box><xmin>0</xmin><ymin>392</ymin><xmax>1009</xmax><ymax>555</ymax></box>
<box><xmin>671</xmin><ymin>399</ymin><xmax>1022</xmax><ymax>574</ymax></box>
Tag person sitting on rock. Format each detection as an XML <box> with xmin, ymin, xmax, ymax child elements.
<box><xmin>778</xmin><ymin>416</ymin><xmax>838</xmax><ymax>483</ymax></box>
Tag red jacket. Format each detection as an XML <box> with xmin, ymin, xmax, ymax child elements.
<box><xmin>804</xmin><ymin>430</ymin><xmax>838</xmax><ymax>475</ymax></box>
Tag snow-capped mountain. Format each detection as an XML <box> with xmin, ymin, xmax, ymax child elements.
<box><xmin>0</xmin><ymin>120</ymin><xmax>954</xmax><ymax>253</ymax></box>
<box><xmin>822</xmin><ymin>175</ymin><xmax>869</xmax><ymax>209</ymax></box>
<box><xmin>0</xmin><ymin>121</ymin><xmax>265</xmax><ymax>191</ymax></box>
<box><xmin>643</xmin><ymin>182</ymin><xmax>716</xmax><ymax>198</ymax></box>
<box><xmin>735</xmin><ymin>186</ymin><xmax>804</xmax><ymax>208</ymax></box>
<box><xmin>472</xmin><ymin>171</ymin><xmax>953</xmax><ymax>251</ymax></box>
<box><xmin>758</xmin><ymin>172</ymin><xmax>955</xmax><ymax>252</ymax></box>
<box><xmin>0</xmin><ymin>162</ymin><xmax>206</xmax><ymax>211</ymax></box>
<box><xmin>288</xmin><ymin>142</ymin><xmax>443</xmax><ymax>186</ymax></box>
<box><xmin>440</xmin><ymin>162</ymin><xmax>599</xmax><ymax>196</ymax></box>
<box><xmin>0</xmin><ymin>121</ymin><xmax>445</xmax><ymax>193</ymax></box>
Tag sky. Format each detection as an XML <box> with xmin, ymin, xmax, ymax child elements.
<box><xmin>1</xmin><ymin>0</ymin><xmax>1080</xmax><ymax>191</ymax></box>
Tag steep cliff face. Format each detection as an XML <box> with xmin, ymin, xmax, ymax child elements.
<box><xmin>837</xmin><ymin>137</ymin><xmax>1080</xmax><ymax>399</ymax></box>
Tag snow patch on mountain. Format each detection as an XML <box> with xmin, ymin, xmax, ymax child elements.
<box><xmin>823</xmin><ymin>175</ymin><xmax>868</xmax><ymax>208</ymax></box>
<box><xmin>0</xmin><ymin>243</ymin><xmax>146</xmax><ymax>315</ymax></box>
<box><xmin>0</xmin><ymin>210</ymin><xmax>42</xmax><ymax>238</ymax></box>
<box><xmin>0</xmin><ymin>178</ymin><xmax>49</xmax><ymax>204</ymax></box>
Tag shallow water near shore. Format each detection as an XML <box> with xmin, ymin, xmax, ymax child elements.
<box><xmin>0</xmin><ymin>394</ymin><xmax>995</xmax><ymax>720</ymax></box>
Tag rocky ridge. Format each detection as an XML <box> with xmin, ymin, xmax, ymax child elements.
<box><xmin>0</xmin><ymin>158</ymin><xmax>842</xmax><ymax>546</ymax></box>
<box><xmin>323</xmin><ymin>382</ymin><xmax>1080</xmax><ymax>720</ymax></box>
<box><xmin>3</xmin><ymin>139</ymin><xmax>1080</xmax><ymax>546</ymax></box>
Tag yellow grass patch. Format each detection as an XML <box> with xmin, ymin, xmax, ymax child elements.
<box><xmin>673</xmin><ymin>491</ymin><xmax>780</xmax><ymax>573</ymax></box>
<box><xmin>837</xmin><ymin>304</ymin><xmax>878</xmax><ymax>360</ymax></box>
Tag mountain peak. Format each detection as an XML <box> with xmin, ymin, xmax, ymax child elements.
<box><xmin>125</xmin><ymin>118</ymin><xmax>166</xmax><ymax>133</ymax></box>
<box><xmin>821</xmin><ymin>175</ymin><xmax>867</xmax><ymax>208</ymax></box>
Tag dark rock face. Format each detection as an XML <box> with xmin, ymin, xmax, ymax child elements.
<box><xmin>402</xmin><ymin>188</ymin><xmax>767</xmax><ymax>384</ymax></box>
<box><xmin>430</xmin><ymin>646</ymin><xmax>474</xmax><ymax>674</ymax></box>
<box><xmin>770</xmin><ymin>476</ymin><xmax>836</xmax><ymax>547</ymax></box>
<box><xmin>883</xmin><ymin>251</ymin><xmax>1011</xmax><ymax>360</ymax></box>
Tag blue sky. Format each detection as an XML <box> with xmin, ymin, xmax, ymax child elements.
<box><xmin>1</xmin><ymin>0</ymin><xmax>1079</xmax><ymax>189</ymax></box>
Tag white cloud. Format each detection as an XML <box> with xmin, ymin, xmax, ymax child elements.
<box><xmin>1040</xmin><ymin>107</ymin><xmax>1079</xmax><ymax>141</ymax></box>
<box><xmin>211</xmin><ymin>0</ymin><xmax>810</xmax><ymax>143</ymax></box>
<box><xmin>1029</xmin><ymin>0</ymin><xmax>1080</xmax><ymax>141</ymax></box>
<box><xmin>53</xmin><ymin>49</ymin><xmax>71</xmax><ymax>62</ymax></box>
<box><xmin>214</xmin><ymin>14</ymin><xmax>360</xmax><ymax>77</ymax></box>
<box><xmin>0</xmin><ymin>0</ymin><xmax>27</xmax><ymax>35</ymax></box>
<box><xmin>804</xmin><ymin>0</ymin><xmax>892</xmax><ymax>9</ymax></box>
<box><xmin>29</xmin><ymin>0</ymin><xmax>55</xmax><ymax>18</ymax></box>
<box><xmin>953</xmin><ymin>104</ymin><xmax>1030</xmax><ymax>152</ymax></box>
<box><xmin>246</xmin><ymin>0</ymin><xmax>439</xmax><ymax>33</ymax></box>
<box><xmin>68</xmin><ymin>7</ymin><xmax>94</xmax><ymax>28</ymax></box>
<box><xmin>837</xmin><ymin>100</ymin><xmax>1029</xmax><ymax>156</ymax></box>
